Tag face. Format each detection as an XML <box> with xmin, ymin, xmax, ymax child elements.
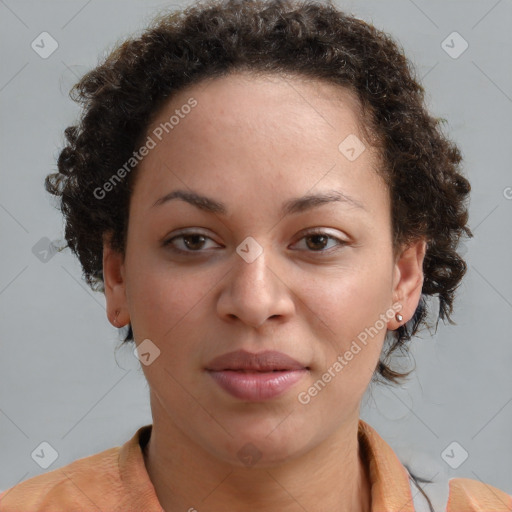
<box><xmin>103</xmin><ymin>71</ymin><xmax>426</xmax><ymax>467</ymax></box>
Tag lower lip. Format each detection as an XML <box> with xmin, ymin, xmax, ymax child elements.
<box><xmin>207</xmin><ymin>369</ymin><xmax>308</xmax><ymax>401</ymax></box>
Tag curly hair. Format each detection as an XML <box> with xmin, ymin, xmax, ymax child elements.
<box><xmin>45</xmin><ymin>0</ymin><xmax>472</xmax><ymax>387</ymax></box>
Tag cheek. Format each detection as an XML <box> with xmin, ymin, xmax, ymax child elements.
<box><xmin>127</xmin><ymin>266</ymin><xmax>209</xmax><ymax>399</ymax></box>
<box><xmin>300</xmin><ymin>260</ymin><xmax>392</xmax><ymax>332</ymax></box>
<box><xmin>126</xmin><ymin>259</ymin><xmax>206</xmax><ymax>343</ymax></box>
<box><xmin>297</xmin><ymin>263</ymin><xmax>391</xmax><ymax>382</ymax></box>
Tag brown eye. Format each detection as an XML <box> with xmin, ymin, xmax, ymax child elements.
<box><xmin>305</xmin><ymin>234</ymin><xmax>330</xmax><ymax>251</ymax></box>
<box><xmin>292</xmin><ymin>230</ymin><xmax>348</xmax><ymax>254</ymax></box>
<box><xmin>163</xmin><ymin>232</ymin><xmax>220</xmax><ymax>254</ymax></box>
<box><xmin>180</xmin><ymin>234</ymin><xmax>208</xmax><ymax>251</ymax></box>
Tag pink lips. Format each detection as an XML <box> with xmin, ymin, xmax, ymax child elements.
<box><xmin>205</xmin><ymin>349</ymin><xmax>309</xmax><ymax>401</ymax></box>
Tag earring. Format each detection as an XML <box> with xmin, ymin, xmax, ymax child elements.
<box><xmin>114</xmin><ymin>310</ymin><xmax>120</xmax><ymax>327</ymax></box>
<box><xmin>395</xmin><ymin>313</ymin><xmax>403</xmax><ymax>322</ymax></box>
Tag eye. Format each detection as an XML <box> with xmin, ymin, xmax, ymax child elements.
<box><xmin>162</xmin><ymin>229</ymin><xmax>348</xmax><ymax>256</ymax></box>
<box><xmin>163</xmin><ymin>232</ymin><xmax>220</xmax><ymax>254</ymax></box>
<box><xmin>292</xmin><ymin>229</ymin><xmax>348</xmax><ymax>254</ymax></box>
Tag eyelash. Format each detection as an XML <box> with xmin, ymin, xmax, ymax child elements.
<box><xmin>163</xmin><ymin>229</ymin><xmax>348</xmax><ymax>256</ymax></box>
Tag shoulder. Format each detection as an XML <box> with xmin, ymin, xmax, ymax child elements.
<box><xmin>0</xmin><ymin>446</ymin><xmax>121</xmax><ymax>511</ymax></box>
<box><xmin>447</xmin><ymin>477</ymin><xmax>512</xmax><ymax>511</ymax></box>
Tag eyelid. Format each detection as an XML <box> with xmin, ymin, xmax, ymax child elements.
<box><xmin>297</xmin><ymin>227</ymin><xmax>347</xmax><ymax>240</ymax></box>
<box><xmin>291</xmin><ymin>228</ymin><xmax>349</xmax><ymax>253</ymax></box>
<box><xmin>162</xmin><ymin>228</ymin><xmax>220</xmax><ymax>246</ymax></box>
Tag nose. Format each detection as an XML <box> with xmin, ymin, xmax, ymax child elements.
<box><xmin>216</xmin><ymin>243</ymin><xmax>295</xmax><ymax>329</ymax></box>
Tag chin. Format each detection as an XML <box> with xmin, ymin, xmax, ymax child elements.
<box><xmin>203</xmin><ymin>421</ymin><xmax>314</xmax><ymax>469</ymax></box>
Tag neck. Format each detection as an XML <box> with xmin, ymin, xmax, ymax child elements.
<box><xmin>143</xmin><ymin>403</ymin><xmax>372</xmax><ymax>512</ymax></box>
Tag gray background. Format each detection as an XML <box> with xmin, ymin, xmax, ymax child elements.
<box><xmin>1</xmin><ymin>0</ymin><xmax>511</xmax><ymax>498</ymax></box>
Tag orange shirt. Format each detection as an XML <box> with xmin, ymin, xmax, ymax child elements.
<box><xmin>1</xmin><ymin>419</ymin><xmax>510</xmax><ymax>511</ymax></box>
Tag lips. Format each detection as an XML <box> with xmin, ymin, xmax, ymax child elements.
<box><xmin>205</xmin><ymin>350</ymin><xmax>309</xmax><ymax>401</ymax></box>
<box><xmin>205</xmin><ymin>349</ymin><xmax>308</xmax><ymax>372</ymax></box>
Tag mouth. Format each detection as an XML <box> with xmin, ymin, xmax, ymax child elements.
<box><xmin>205</xmin><ymin>349</ymin><xmax>308</xmax><ymax>372</ymax></box>
<box><xmin>221</xmin><ymin>369</ymin><xmax>303</xmax><ymax>372</ymax></box>
<box><xmin>205</xmin><ymin>350</ymin><xmax>310</xmax><ymax>401</ymax></box>
<box><xmin>206</xmin><ymin>368</ymin><xmax>309</xmax><ymax>401</ymax></box>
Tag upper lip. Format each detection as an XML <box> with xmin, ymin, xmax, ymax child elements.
<box><xmin>205</xmin><ymin>350</ymin><xmax>308</xmax><ymax>371</ymax></box>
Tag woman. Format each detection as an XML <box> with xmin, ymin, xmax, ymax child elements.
<box><xmin>1</xmin><ymin>0</ymin><xmax>510</xmax><ymax>510</ymax></box>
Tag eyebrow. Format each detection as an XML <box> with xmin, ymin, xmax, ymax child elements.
<box><xmin>151</xmin><ymin>189</ymin><xmax>367</xmax><ymax>216</ymax></box>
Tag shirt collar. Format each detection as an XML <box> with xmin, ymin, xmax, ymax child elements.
<box><xmin>358</xmin><ymin>419</ymin><xmax>416</xmax><ymax>511</ymax></box>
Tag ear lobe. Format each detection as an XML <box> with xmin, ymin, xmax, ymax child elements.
<box><xmin>102</xmin><ymin>233</ymin><xmax>129</xmax><ymax>327</ymax></box>
<box><xmin>391</xmin><ymin>238</ymin><xmax>427</xmax><ymax>326</ymax></box>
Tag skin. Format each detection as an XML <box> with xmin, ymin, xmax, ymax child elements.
<box><xmin>103</xmin><ymin>71</ymin><xmax>426</xmax><ymax>512</ymax></box>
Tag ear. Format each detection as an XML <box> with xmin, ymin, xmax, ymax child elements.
<box><xmin>389</xmin><ymin>238</ymin><xmax>427</xmax><ymax>330</ymax></box>
<box><xmin>102</xmin><ymin>232</ymin><xmax>129</xmax><ymax>328</ymax></box>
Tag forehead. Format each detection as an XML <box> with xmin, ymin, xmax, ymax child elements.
<box><xmin>163</xmin><ymin>70</ymin><xmax>367</xmax><ymax>136</ymax></box>
<box><xmin>128</xmin><ymin>71</ymin><xmax>384</xmax><ymax>216</ymax></box>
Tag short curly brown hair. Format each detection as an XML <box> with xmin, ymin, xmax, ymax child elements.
<box><xmin>45</xmin><ymin>0</ymin><xmax>472</xmax><ymax>386</ymax></box>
